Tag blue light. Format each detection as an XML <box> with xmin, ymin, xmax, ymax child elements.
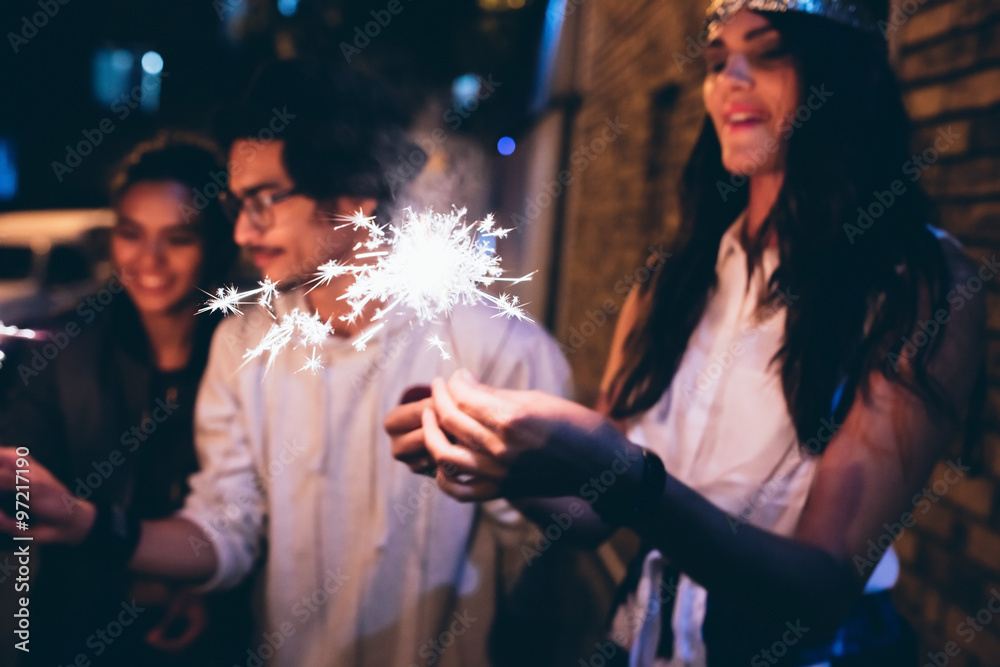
<box><xmin>278</xmin><ymin>0</ymin><xmax>299</xmax><ymax>16</ymax></box>
<box><xmin>452</xmin><ymin>74</ymin><xmax>481</xmax><ymax>105</ymax></box>
<box><xmin>497</xmin><ymin>137</ymin><xmax>516</xmax><ymax>156</ymax></box>
<box><xmin>141</xmin><ymin>51</ymin><xmax>163</xmax><ymax>75</ymax></box>
<box><xmin>0</xmin><ymin>138</ymin><xmax>17</xmax><ymax>201</ymax></box>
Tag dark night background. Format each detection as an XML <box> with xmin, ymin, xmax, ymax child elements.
<box><xmin>0</xmin><ymin>0</ymin><xmax>547</xmax><ymax>211</ymax></box>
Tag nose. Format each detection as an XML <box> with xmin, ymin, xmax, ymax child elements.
<box><xmin>233</xmin><ymin>208</ymin><xmax>260</xmax><ymax>247</ymax></box>
<box><xmin>719</xmin><ymin>52</ymin><xmax>753</xmax><ymax>88</ymax></box>
<box><xmin>137</xmin><ymin>237</ymin><xmax>168</xmax><ymax>270</ymax></box>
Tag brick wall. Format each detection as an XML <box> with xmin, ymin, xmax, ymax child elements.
<box><xmin>549</xmin><ymin>0</ymin><xmax>1000</xmax><ymax>660</ymax></box>
<box><xmin>888</xmin><ymin>0</ymin><xmax>1000</xmax><ymax>663</ymax></box>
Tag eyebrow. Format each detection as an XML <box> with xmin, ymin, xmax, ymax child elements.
<box><xmin>116</xmin><ymin>214</ymin><xmax>197</xmax><ymax>230</ymax></box>
<box><xmin>707</xmin><ymin>25</ymin><xmax>777</xmax><ymax>48</ymax></box>
<box><xmin>232</xmin><ymin>181</ymin><xmax>287</xmax><ymax>197</ymax></box>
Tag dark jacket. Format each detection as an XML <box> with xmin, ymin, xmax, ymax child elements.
<box><xmin>0</xmin><ymin>294</ymin><xmax>250</xmax><ymax>667</ymax></box>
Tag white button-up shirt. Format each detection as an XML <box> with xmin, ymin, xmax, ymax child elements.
<box><xmin>617</xmin><ymin>211</ymin><xmax>897</xmax><ymax>666</ymax></box>
<box><xmin>179</xmin><ymin>290</ymin><xmax>571</xmax><ymax>667</ymax></box>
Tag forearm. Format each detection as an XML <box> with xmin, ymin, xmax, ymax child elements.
<box><xmin>511</xmin><ymin>496</ymin><xmax>616</xmax><ymax>547</ymax></box>
<box><xmin>633</xmin><ymin>472</ymin><xmax>862</xmax><ymax>630</ymax></box>
<box><xmin>128</xmin><ymin>516</ymin><xmax>218</xmax><ymax>584</ymax></box>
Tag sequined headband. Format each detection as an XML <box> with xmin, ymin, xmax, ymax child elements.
<box><xmin>705</xmin><ymin>0</ymin><xmax>878</xmax><ymax>34</ymax></box>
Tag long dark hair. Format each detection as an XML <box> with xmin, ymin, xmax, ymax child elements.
<box><xmin>608</xmin><ymin>11</ymin><xmax>954</xmax><ymax>451</ymax></box>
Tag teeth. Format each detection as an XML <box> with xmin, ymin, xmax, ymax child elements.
<box><xmin>137</xmin><ymin>276</ymin><xmax>169</xmax><ymax>289</ymax></box>
<box><xmin>729</xmin><ymin>112</ymin><xmax>764</xmax><ymax>123</ymax></box>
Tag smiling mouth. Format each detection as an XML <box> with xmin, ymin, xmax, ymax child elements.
<box><xmin>724</xmin><ymin>111</ymin><xmax>770</xmax><ymax>131</ymax></box>
<box><xmin>250</xmin><ymin>247</ymin><xmax>284</xmax><ymax>264</ymax></box>
<box><xmin>128</xmin><ymin>274</ymin><xmax>173</xmax><ymax>292</ymax></box>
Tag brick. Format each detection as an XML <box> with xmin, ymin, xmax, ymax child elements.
<box><xmin>966</xmin><ymin>523</ymin><xmax>1000</xmax><ymax>571</ymax></box>
<box><xmin>917</xmin><ymin>500</ymin><xmax>957</xmax><ymax>541</ymax></box>
<box><xmin>985</xmin><ymin>434</ymin><xmax>1000</xmax><ymax>478</ymax></box>
<box><xmin>940</xmin><ymin>158</ymin><xmax>1000</xmax><ymax>198</ymax></box>
<box><xmin>965</xmin><ymin>626</ymin><xmax>1000</xmax><ymax>664</ymax></box>
<box><xmin>939</xmin><ymin>202</ymin><xmax>1000</xmax><ymax>243</ymax></box>
<box><xmin>946</xmin><ymin>476</ymin><xmax>994</xmax><ymax>518</ymax></box>
<box><xmin>987</xmin><ymin>388</ymin><xmax>1000</xmax><ymax>430</ymax></box>
<box><xmin>913</xmin><ymin>120</ymin><xmax>971</xmax><ymax>157</ymax></box>
<box><xmin>989</xmin><ymin>295</ymin><xmax>1000</xmax><ymax>334</ymax></box>
<box><xmin>904</xmin><ymin>70</ymin><xmax>1000</xmax><ymax>120</ymax></box>
<box><xmin>896</xmin><ymin>529</ymin><xmax>920</xmax><ymax>564</ymax></box>
<box><xmin>900</xmin><ymin>1</ymin><xmax>956</xmax><ymax>46</ymax></box>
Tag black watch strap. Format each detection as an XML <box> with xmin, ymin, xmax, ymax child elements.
<box><xmin>79</xmin><ymin>501</ymin><xmax>142</xmax><ymax>567</ymax></box>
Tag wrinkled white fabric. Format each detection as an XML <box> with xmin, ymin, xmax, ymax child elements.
<box><xmin>179</xmin><ymin>289</ymin><xmax>571</xmax><ymax>667</ymax></box>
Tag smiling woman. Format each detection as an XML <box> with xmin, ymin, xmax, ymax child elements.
<box><xmin>0</xmin><ymin>131</ymin><xmax>247</xmax><ymax>667</ymax></box>
<box><xmin>385</xmin><ymin>1</ymin><xmax>988</xmax><ymax>665</ymax></box>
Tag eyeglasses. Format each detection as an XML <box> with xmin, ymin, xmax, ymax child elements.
<box><xmin>218</xmin><ymin>187</ymin><xmax>302</xmax><ymax>231</ymax></box>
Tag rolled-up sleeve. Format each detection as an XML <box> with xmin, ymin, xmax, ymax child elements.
<box><xmin>178</xmin><ymin>318</ymin><xmax>267</xmax><ymax>591</ymax></box>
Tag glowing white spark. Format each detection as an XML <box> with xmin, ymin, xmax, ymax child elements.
<box><xmin>200</xmin><ymin>280</ymin><xmax>279</xmax><ymax>317</ymax></box>
<box><xmin>0</xmin><ymin>321</ymin><xmax>42</xmax><ymax>340</ymax></box>
<box><xmin>331</xmin><ymin>207</ymin><xmax>534</xmax><ymax>353</ymax></box>
<box><xmin>426</xmin><ymin>334</ymin><xmax>452</xmax><ymax>361</ymax></box>
<box><xmin>200</xmin><ymin>206</ymin><xmax>534</xmax><ymax>368</ymax></box>
<box><xmin>298</xmin><ymin>348</ymin><xmax>324</xmax><ymax>374</ymax></box>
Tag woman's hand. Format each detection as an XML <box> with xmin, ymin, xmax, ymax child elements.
<box><xmin>420</xmin><ymin>370</ymin><xmax>644</xmax><ymax>502</ymax></box>
<box><xmin>0</xmin><ymin>447</ymin><xmax>96</xmax><ymax>544</ymax></box>
<box><xmin>144</xmin><ymin>589</ymin><xmax>208</xmax><ymax>653</ymax></box>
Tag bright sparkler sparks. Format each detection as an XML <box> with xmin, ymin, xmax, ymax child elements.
<box><xmin>314</xmin><ymin>207</ymin><xmax>533</xmax><ymax>352</ymax></box>
<box><xmin>0</xmin><ymin>322</ymin><xmax>43</xmax><ymax>341</ymax></box>
<box><xmin>201</xmin><ymin>207</ymin><xmax>533</xmax><ymax>371</ymax></box>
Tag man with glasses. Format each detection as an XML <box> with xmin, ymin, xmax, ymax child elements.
<box><xmin>0</xmin><ymin>60</ymin><xmax>577</xmax><ymax>666</ymax></box>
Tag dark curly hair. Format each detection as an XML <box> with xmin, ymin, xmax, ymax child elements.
<box><xmin>213</xmin><ymin>58</ymin><xmax>422</xmax><ymax>208</ymax></box>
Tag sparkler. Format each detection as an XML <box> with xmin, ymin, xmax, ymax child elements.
<box><xmin>0</xmin><ymin>322</ymin><xmax>44</xmax><ymax>341</ymax></box>
<box><xmin>0</xmin><ymin>322</ymin><xmax>45</xmax><ymax>370</ymax></box>
<box><xmin>201</xmin><ymin>207</ymin><xmax>533</xmax><ymax>372</ymax></box>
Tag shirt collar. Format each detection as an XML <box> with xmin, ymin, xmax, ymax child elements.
<box><xmin>716</xmin><ymin>209</ymin><xmax>781</xmax><ymax>284</ymax></box>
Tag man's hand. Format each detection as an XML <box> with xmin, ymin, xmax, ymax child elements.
<box><xmin>385</xmin><ymin>385</ymin><xmax>437</xmax><ymax>476</ymax></box>
<box><xmin>0</xmin><ymin>447</ymin><xmax>96</xmax><ymax>544</ymax></box>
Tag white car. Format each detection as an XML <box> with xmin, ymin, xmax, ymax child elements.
<box><xmin>0</xmin><ymin>209</ymin><xmax>115</xmax><ymax>327</ymax></box>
